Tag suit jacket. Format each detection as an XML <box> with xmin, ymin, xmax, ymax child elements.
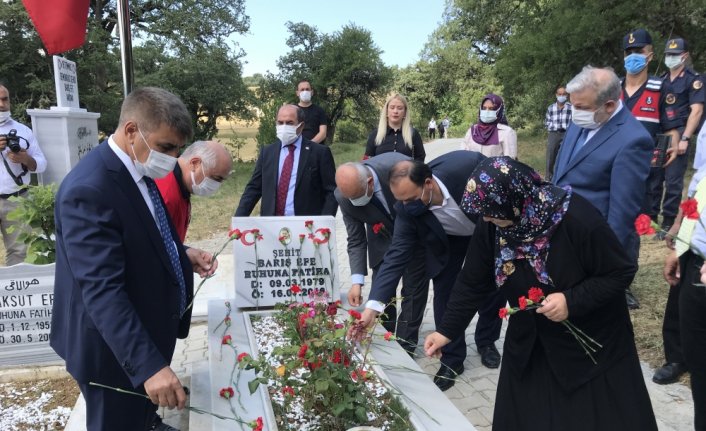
<box><xmin>553</xmin><ymin>106</ymin><xmax>652</xmax><ymax>248</ymax></box>
<box><xmin>235</xmin><ymin>138</ymin><xmax>337</xmax><ymax>216</ymax></box>
<box><xmin>369</xmin><ymin>150</ymin><xmax>486</xmax><ymax>303</ymax></box>
<box><xmin>439</xmin><ymin>194</ymin><xmax>637</xmax><ymax>392</ymax></box>
<box><xmin>50</xmin><ymin>142</ymin><xmax>194</xmax><ymax>389</ymax></box>
<box><xmin>335</xmin><ymin>152</ymin><xmax>410</xmax><ymax>276</ymax></box>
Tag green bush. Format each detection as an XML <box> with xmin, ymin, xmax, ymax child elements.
<box><xmin>8</xmin><ymin>184</ymin><xmax>56</xmax><ymax>264</ymax></box>
<box><xmin>334</xmin><ymin>119</ymin><xmax>367</xmax><ymax>144</ymax></box>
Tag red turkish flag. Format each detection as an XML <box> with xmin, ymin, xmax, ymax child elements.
<box><xmin>22</xmin><ymin>0</ymin><xmax>90</xmax><ymax>55</ymax></box>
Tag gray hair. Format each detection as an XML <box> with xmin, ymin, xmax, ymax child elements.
<box><xmin>118</xmin><ymin>87</ymin><xmax>193</xmax><ymax>139</ymax></box>
<box><xmin>566</xmin><ymin>66</ymin><xmax>621</xmax><ymax>106</ymax></box>
<box><xmin>181</xmin><ymin>141</ymin><xmax>216</xmax><ymax>171</ymax></box>
<box><xmin>341</xmin><ymin>162</ymin><xmax>372</xmax><ymax>191</ymax></box>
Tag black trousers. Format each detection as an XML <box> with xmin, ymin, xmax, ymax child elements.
<box><xmin>649</xmin><ymin>153</ymin><xmax>689</xmax><ymax>223</ymax></box>
<box><xmin>545</xmin><ymin>131</ymin><xmax>565</xmax><ymax>182</ymax></box>
<box><xmin>375</xmin><ymin>245</ymin><xmax>429</xmax><ymax>353</ymax></box>
<box><xmin>78</xmin><ymin>381</ymin><xmax>156</xmax><ymax>431</ymax></box>
<box><xmin>679</xmin><ymin>252</ymin><xmax>706</xmax><ymax>431</ymax></box>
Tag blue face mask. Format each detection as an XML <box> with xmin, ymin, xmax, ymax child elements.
<box><xmin>404</xmin><ymin>185</ymin><xmax>433</xmax><ymax>216</ymax></box>
<box><xmin>624</xmin><ymin>53</ymin><xmax>648</xmax><ymax>75</ymax></box>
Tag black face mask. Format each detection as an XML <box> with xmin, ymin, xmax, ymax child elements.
<box><xmin>404</xmin><ymin>185</ymin><xmax>432</xmax><ymax>217</ymax></box>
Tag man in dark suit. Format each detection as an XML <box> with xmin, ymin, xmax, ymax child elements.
<box><xmin>352</xmin><ymin>151</ymin><xmax>505</xmax><ymax>391</ymax></box>
<box><xmin>51</xmin><ymin>87</ymin><xmax>216</xmax><ymax>431</ymax></box>
<box><xmin>235</xmin><ymin>104</ymin><xmax>337</xmax><ymax>217</ymax></box>
<box><xmin>335</xmin><ymin>152</ymin><xmax>428</xmax><ymax>354</ymax></box>
<box><xmin>553</xmin><ymin>66</ymin><xmax>652</xmax><ymax>308</ymax></box>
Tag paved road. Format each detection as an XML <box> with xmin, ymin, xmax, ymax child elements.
<box><xmin>67</xmin><ymin>138</ymin><xmax>695</xmax><ymax>430</ymax></box>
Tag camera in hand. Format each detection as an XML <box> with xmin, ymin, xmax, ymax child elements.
<box><xmin>1</xmin><ymin>129</ymin><xmax>22</xmax><ymax>153</ymax></box>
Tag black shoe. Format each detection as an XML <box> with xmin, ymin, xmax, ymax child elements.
<box><xmin>625</xmin><ymin>289</ymin><xmax>640</xmax><ymax>310</ymax></box>
<box><xmin>478</xmin><ymin>344</ymin><xmax>501</xmax><ymax>369</ymax></box>
<box><xmin>151</xmin><ymin>414</ymin><xmax>180</xmax><ymax>431</ymax></box>
<box><xmin>652</xmin><ymin>362</ymin><xmax>687</xmax><ymax>385</ymax></box>
<box><xmin>433</xmin><ymin>364</ymin><xmax>464</xmax><ymax>391</ymax></box>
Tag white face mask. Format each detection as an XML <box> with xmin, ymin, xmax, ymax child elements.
<box><xmin>191</xmin><ymin>163</ymin><xmax>221</xmax><ymax>196</ymax></box>
<box><xmin>276</xmin><ymin>123</ymin><xmax>301</xmax><ymax>146</ymax></box>
<box><xmin>571</xmin><ymin>107</ymin><xmax>602</xmax><ymax>130</ymax></box>
<box><xmin>556</xmin><ymin>96</ymin><xmax>567</xmax><ymax>104</ymax></box>
<box><xmin>665</xmin><ymin>54</ymin><xmax>684</xmax><ymax>70</ymax></box>
<box><xmin>132</xmin><ymin>128</ymin><xmax>178</xmax><ymax>179</ymax></box>
<box><xmin>299</xmin><ymin>90</ymin><xmax>312</xmax><ymax>103</ymax></box>
<box><xmin>349</xmin><ymin>182</ymin><xmax>373</xmax><ymax>207</ymax></box>
<box><xmin>479</xmin><ymin>109</ymin><xmax>498</xmax><ymax>124</ymax></box>
<box><xmin>0</xmin><ymin>111</ymin><xmax>10</xmax><ymax>125</ymax></box>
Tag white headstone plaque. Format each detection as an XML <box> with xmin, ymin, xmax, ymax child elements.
<box><xmin>232</xmin><ymin>216</ymin><xmax>340</xmax><ymax>308</ymax></box>
<box><xmin>52</xmin><ymin>56</ymin><xmax>80</xmax><ymax>109</ymax></box>
<box><xmin>0</xmin><ymin>263</ymin><xmax>60</xmax><ymax>366</ymax></box>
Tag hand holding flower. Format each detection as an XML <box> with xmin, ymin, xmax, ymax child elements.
<box><xmin>424</xmin><ymin>332</ymin><xmax>451</xmax><ymax>359</ymax></box>
<box><xmin>347</xmin><ymin>308</ymin><xmax>378</xmax><ymax>341</ymax></box>
<box><xmin>186</xmin><ymin>248</ymin><xmax>218</xmax><ymax>278</ymax></box>
<box><xmin>536</xmin><ymin>292</ymin><xmax>568</xmax><ymax>322</ymax></box>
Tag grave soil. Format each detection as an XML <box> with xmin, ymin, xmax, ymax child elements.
<box><xmin>1</xmin><ymin>376</ymin><xmax>78</xmax><ymax>430</ymax></box>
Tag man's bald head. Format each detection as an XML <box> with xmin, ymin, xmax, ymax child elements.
<box><xmin>336</xmin><ymin>162</ymin><xmax>371</xmax><ymax>199</ymax></box>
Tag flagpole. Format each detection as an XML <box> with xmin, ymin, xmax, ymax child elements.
<box><xmin>116</xmin><ymin>0</ymin><xmax>134</xmax><ymax>97</ymax></box>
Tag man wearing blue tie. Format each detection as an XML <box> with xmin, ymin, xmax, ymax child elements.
<box><xmin>51</xmin><ymin>87</ymin><xmax>217</xmax><ymax>431</ymax></box>
<box><xmin>553</xmin><ymin>66</ymin><xmax>653</xmax><ymax>303</ymax></box>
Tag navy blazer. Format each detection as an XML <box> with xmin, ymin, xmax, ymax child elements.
<box><xmin>553</xmin><ymin>106</ymin><xmax>652</xmax><ymax>248</ymax></box>
<box><xmin>50</xmin><ymin>142</ymin><xmax>194</xmax><ymax>389</ymax></box>
<box><xmin>369</xmin><ymin>150</ymin><xmax>485</xmax><ymax>303</ymax></box>
<box><xmin>235</xmin><ymin>138</ymin><xmax>337</xmax><ymax>217</ymax></box>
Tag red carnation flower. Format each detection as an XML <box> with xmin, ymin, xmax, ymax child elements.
<box><xmin>219</xmin><ymin>387</ymin><xmax>234</xmax><ymax>399</ymax></box>
<box><xmin>299</xmin><ymin>234</ymin><xmax>306</xmax><ymax>243</ymax></box>
<box><xmin>228</xmin><ymin>228</ymin><xmax>241</xmax><ymax>239</ymax></box>
<box><xmin>326</xmin><ymin>303</ymin><xmax>338</xmax><ymax>316</ymax></box>
<box><xmin>304</xmin><ymin>220</ymin><xmax>314</xmax><ymax>229</ymax></box>
<box><xmin>222</xmin><ymin>335</ymin><xmax>232</xmax><ymax>345</ymax></box>
<box><xmin>528</xmin><ymin>287</ymin><xmax>545</xmax><ymax>303</ymax></box>
<box><xmin>372</xmin><ymin>222</ymin><xmax>384</xmax><ymax>234</ymax></box>
<box><xmin>237</xmin><ymin>352</ymin><xmax>249</xmax><ymax>362</ymax></box>
<box><xmin>384</xmin><ymin>331</ymin><xmax>394</xmax><ymax>341</ymax></box>
<box><xmin>498</xmin><ymin>308</ymin><xmax>509</xmax><ymax>319</ymax></box>
<box><xmin>518</xmin><ymin>296</ymin><xmax>527</xmax><ymax>310</ymax></box>
<box><xmin>348</xmin><ymin>309</ymin><xmax>362</xmax><ymax>320</ymax></box>
<box><xmin>681</xmin><ymin>198</ymin><xmax>700</xmax><ymax>220</ymax></box>
<box><xmin>250</xmin><ymin>417</ymin><xmax>264</xmax><ymax>431</ymax></box>
<box><xmin>282</xmin><ymin>386</ymin><xmax>295</xmax><ymax>397</ymax></box>
<box><xmin>224</xmin><ymin>316</ymin><xmax>232</xmax><ymax>327</ymax></box>
<box><xmin>290</xmin><ymin>284</ymin><xmax>302</xmax><ymax>294</ymax></box>
<box><xmin>297</xmin><ymin>344</ymin><xmax>308</xmax><ymax>359</ymax></box>
<box><xmin>634</xmin><ymin>214</ymin><xmax>657</xmax><ymax>235</ymax></box>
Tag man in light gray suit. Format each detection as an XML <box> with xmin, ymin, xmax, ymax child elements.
<box><xmin>335</xmin><ymin>152</ymin><xmax>428</xmax><ymax>354</ymax></box>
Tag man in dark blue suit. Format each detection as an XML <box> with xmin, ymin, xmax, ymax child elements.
<box><xmin>235</xmin><ymin>104</ymin><xmax>337</xmax><ymax>217</ymax></box>
<box><xmin>352</xmin><ymin>151</ymin><xmax>505</xmax><ymax>391</ymax></box>
<box><xmin>553</xmin><ymin>66</ymin><xmax>652</xmax><ymax>308</ymax></box>
<box><xmin>51</xmin><ymin>87</ymin><xmax>216</xmax><ymax>430</ymax></box>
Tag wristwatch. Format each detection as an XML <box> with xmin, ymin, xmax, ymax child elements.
<box><xmin>681</xmin><ymin>135</ymin><xmax>690</xmax><ymax>141</ymax></box>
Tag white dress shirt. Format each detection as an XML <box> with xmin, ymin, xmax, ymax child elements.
<box><xmin>0</xmin><ymin>118</ymin><xmax>47</xmax><ymax>194</ymax></box>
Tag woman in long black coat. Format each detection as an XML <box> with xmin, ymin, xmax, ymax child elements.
<box><xmin>424</xmin><ymin>157</ymin><xmax>657</xmax><ymax>430</ymax></box>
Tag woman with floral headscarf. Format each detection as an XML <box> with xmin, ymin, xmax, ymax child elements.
<box><xmin>461</xmin><ymin>94</ymin><xmax>517</xmax><ymax>158</ymax></box>
<box><xmin>424</xmin><ymin>157</ymin><xmax>656</xmax><ymax>430</ymax></box>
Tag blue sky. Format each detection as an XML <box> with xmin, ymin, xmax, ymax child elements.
<box><xmin>234</xmin><ymin>0</ymin><xmax>446</xmax><ymax>76</ymax></box>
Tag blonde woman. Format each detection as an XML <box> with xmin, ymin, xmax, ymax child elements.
<box><xmin>461</xmin><ymin>93</ymin><xmax>517</xmax><ymax>158</ymax></box>
<box><xmin>365</xmin><ymin>94</ymin><xmax>425</xmax><ymax>161</ymax></box>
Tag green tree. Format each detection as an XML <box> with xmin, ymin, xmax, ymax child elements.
<box><xmin>0</xmin><ymin>0</ymin><xmax>253</xmax><ymax>139</ymax></box>
<box><xmin>258</xmin><ymin>22</ymin><xmax>392</xmax><ymax>145</ymax></box>
<box><xmin>443</xmin><ymin>0</ymin><xmax>706</xmax><ymax>129</ymax></box>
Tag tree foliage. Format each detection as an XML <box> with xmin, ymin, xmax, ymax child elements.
<box><xmin>257</xmin><ymin>22</ymin><xmax>392</xmax><ymax>145</ymax></box>
<box><xmin>0</xmin><ymin>0</ymin><xmax>253</xmax><ymax>139</ymax></box>
<box><xmin>443</xmin><ymin>0</ymin><xmax>706</xmax><ymax>129</ymax></box>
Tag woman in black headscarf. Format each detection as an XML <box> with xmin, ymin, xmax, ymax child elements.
<box><xmin>424</xmin><ymin>157</ymin><xmax>656</xmax><ymax>430</ymax></box>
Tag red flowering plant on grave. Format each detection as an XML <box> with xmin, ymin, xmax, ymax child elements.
<box><xmin>499</xmin><ymin>287</ymin><xmax>603</xmax><ymax>364</ymax></box>
<box><xmin>233</xmin><ymin>290</ymin><xmax>411</xmax><ymax>430</ymax></box>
